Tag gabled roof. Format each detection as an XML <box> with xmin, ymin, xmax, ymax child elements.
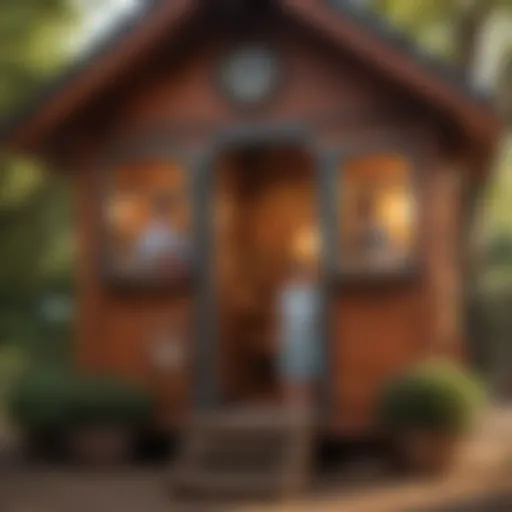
<box><xmin>0</xmin><ymin>0</ymin><xmax>502</xmax><ymax>155</ymax></box>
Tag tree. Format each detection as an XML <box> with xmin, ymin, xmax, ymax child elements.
<box><xmin>0</xmin><ymin>0</ymin><xmax>77</xmax><ymax>348</ymax></box>
<box><xmin>370</xmin><ymin>0</ymin><xmax>512</xmax><ymax>118</ymax></box>
<box><xmin>0</xmin><ymin>0</ymin><xmax>75</xmax><ymax>112</ymax></box>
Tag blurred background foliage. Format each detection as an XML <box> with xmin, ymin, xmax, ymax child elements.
<box><xmin>0</xmin><ymin>0</ymin><xmax>79</xmax><ymax>372</ymax></box>
<box><xmin>0</xmin><ymin>0</ymin><xmax>511</xmax><ymax>391</ymax></box>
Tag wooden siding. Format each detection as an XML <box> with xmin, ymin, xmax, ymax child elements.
<box><xmin>73</xmin><ymin>20</ymin><xmax>463</xmax><ymax>433</ymax></box>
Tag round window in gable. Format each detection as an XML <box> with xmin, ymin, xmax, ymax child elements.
<box><xmin>219</xmin><ymin>44</ymin><xmax>281</xmax><ymax>106</ymax></box>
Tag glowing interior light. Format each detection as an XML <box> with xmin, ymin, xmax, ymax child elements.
<box><xmin>292</xmin><ymin>226</ymin><xmax>320</xmax><ymax>263</ymax></box>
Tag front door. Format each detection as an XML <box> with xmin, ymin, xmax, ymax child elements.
<box><xmin>194</xmin><ymin>130</ymin><xmax>332</xmax><ymax>410</ymax></box>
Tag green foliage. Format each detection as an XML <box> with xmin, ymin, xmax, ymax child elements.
<box><xmin>0</xmin><ymin>343</ymin><xmax>28</xmax><ymax>422</ymax></box>
<box><xmin>372</xmin><ymin>0</ymin><xmax>461</xmax><ymax>59</ymax></box>
<box><xmin>378</xmin><ymin>360</ymin><xmax>486</xmax><ymax>435</ymax></box>
<box><xmin>482</xmin><ymin>137</ymin><xmax>512</xmax><ymax>239</ymax></box>
<box><xmin>468</xmin><ymin>290</ymin><xmax>512</xmax><ymax>394</ymax></box>
<box><xmin>69</xmin><ymin>376</ymin><xmax>156</xmax><ymax>428</ymax></box>
<box><xmin>8</xmin><ymin>364</ymin><xmax>76</xmax><ymax>432</ymax></box>
<box><xmin>0</xmin><ymin>0</ymin><xmax>76</xmax><ymax>358</ymax></box>
<box><xmin>0</xmin><ymin>0</ymin><xmax>75</xmax><ymax>112</ymax></box>
<box><xmin>485</xmin><ymin>233</ymin><xmax>512</xmax><ymax>266</ymax></box>
<box><xmin>8</xmin><ymin>367</ymin><xmax>155</xmax><ymax>432</ymax></box>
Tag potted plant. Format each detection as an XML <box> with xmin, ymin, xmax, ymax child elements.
<box><xmin>66</xmin><ymin>375</ymin><xmax>155</xmax><ymax>466</ymax></box>
<box><xmin>9</xmin><ymin>367</ymin><xmax>155</xmax><ymax>465</ymax></box>
<box><xmin>378</xmin><ymin>360</ymin><xmax>485</xmax><ymax>475</ymax></box>
<box><xmin>8</xmin><ymin>365</ymin><xmax>75</xmax><ymax>460</ymax></box>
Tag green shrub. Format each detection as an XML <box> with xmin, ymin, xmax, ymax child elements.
<box><xmin>8</xmin><ymin>367</ymin><xmax>155</xmax><ymax>432</ymax></box>
<box><xmin>0</xmin><ymin>344</ymin><xmax>28</xmax><ymax>422</ymax></box>
<box><xmin>69</xmin><ymin>376</ymin><xmax>155</xmax><ymax>428</ymax></box>
<box><xmin>378</xmin><ymin>360</ymin><xmax>486</xmax><ymax>436</ymax></box>
<box><xmin>8</xmin><ymin>365</ymin><xmax>76</xmax><ymax>432</ymax></box>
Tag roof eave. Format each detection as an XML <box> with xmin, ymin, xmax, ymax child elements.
<box><xmin>0</xmin><ymin>0</ymin><xmax>198</xmax><ymax>155</ymax></box>
<box><xmin>282</xmin><ymin>0</ymin><xmax>502</xmax><ymax>150</ymax></box>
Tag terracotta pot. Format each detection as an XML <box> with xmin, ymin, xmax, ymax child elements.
<box><xmin>396</xmin><ymin>431</ymin><xmax>460</xmax><ymax>475</ymax></box>
<box><xmin>67</xmin><ymin>426</ymin><xmax>133</xmax><ymax>466</ymax></box>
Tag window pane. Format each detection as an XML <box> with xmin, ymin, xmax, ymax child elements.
<box><xmin>339</xmin><ymin>153</ymin><xmax>416</xmax><ymax>271</ymax></box>
<box><xmin>105</xmin><ymin>160</ymin><xmax>191</xmax><ymax>281</ymax></box>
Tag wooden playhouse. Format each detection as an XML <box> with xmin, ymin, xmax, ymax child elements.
<box><xmin>0</xmin><ymin>0</ymin><xmax>502</xmax><ymax>436</ymax></box>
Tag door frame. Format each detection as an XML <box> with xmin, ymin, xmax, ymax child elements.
<box><xmin>192</xmin><ymin>123</ymin><xmax>336</xmax><ymax>413</ymax></box>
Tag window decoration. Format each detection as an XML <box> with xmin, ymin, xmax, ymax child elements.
<box><xmin>338</xmin><ymin>152</ymin><xmax>417</xmax><ymax>274</ymax></box>
<box><xmin>103</xmin><ymin>159</ymin><xmax>192</xmax><ymax>284</ymax></box>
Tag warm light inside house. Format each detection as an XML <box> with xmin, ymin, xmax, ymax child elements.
<box><xmin>105</xmin><ymin>160</ymin><xmax>191</xmax><ymax>277</ymax></box>
<box><xmin>378</xmin><ymin>187</ymin><xmax>415</xmax><ymax>249</ymax></box>
<box><xmin>292</xmin><ymin>225</ymin><xmax>320</xmax><ymax>265</ymax></box>
<box><xmin>339</xmin><ymin>153</ymin><xmax>415</xmax><ymax>269</ymax></box>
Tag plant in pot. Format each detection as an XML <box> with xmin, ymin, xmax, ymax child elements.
<box><xmin>67</xmin><ymin>375</ymin><xmax>155</xmax><ymax>466</ymax></box>
<box><xmin>8</xmin><ymin>365</ymin><xmax>75</xmax><ymax>460</ymax></box>
<box><xmin>378</xmin><ymin>360</ymin><xmax>485</xmax><ymax>475</ymax></box>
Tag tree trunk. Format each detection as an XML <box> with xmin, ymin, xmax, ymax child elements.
<box><xmin>454</xmin><ymin>0</ymin><xmax>494</xmax><ymax>76</ymax></box>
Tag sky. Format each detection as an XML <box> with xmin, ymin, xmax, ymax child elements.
<box><xmin>74</xmin><ymin>0</ymin><xmax>144</xmax><ymax>52</ymax></box>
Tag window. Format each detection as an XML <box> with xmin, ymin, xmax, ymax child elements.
<box><xmin>338</xmin><ymin>152</ymin><xmax>417</xmax><ymax>274</ymax></box>
<box><xmin>103</xmin><ymin>159</ymin><xmax>192</xmax><ymax>284</ymax></box>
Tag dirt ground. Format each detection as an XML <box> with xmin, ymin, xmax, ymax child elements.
<box><xmin>0</xmin><ymin>462</ymin><xmax>510</xmax><ymax>512</ymax></box>
<box><xmin>0</xmin><ymin>406</ymin><xmax>511</xmax><ymax>512</ymax></box>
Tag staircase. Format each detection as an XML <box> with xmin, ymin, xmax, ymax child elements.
<box><xmin>169</xmin><ymin>406</ymin><xmax>315</xmax><ymax>499</ymax></box>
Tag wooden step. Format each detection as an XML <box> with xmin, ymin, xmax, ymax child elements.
<box><xmin>169</xmin><ymin>406</ymin><xmax>315</xmax><ymax>499</ymax></box>
<box><xmin>172</xmin><ymin>470</ymin><xmax>285</xmax><ymax>497</ymax></box>
<box><xmin>179</xmin><ymin>430</ymin><xmax>289</xmax><ymax>471</ymax></box>
<box><xmin>187</xmin><ymin>407</ymin><xmax>314</xmax><ymax>431</ymax></box>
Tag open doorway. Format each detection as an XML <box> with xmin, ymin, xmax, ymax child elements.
<box><xmin>211</xmin><ymin>144</ymin><xmax>321</xmax><ymax>405</ymax></box>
